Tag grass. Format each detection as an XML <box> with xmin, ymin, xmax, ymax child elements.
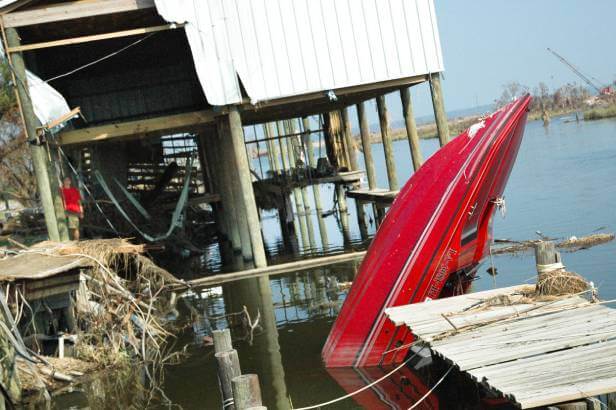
<box><xmin>583</xmin><ymin>105</ymin><xmax>616</xmax><ymax>121</ymax></box>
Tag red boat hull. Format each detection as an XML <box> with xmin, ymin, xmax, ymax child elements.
<box><xmin>322</xmin><ymin>95</ymin><xmax>532</xmax><ymax>368</ymax></box>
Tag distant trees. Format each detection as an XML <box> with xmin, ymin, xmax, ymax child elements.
<box><xmin>0</xmin><ymin>59</ymin><xmax>37</xmax><ymax>207</ymax></box>
<box><xmin>495</xmin><ymin>80</ymin><xmax>591</xmax><ymax>114</ymax></box>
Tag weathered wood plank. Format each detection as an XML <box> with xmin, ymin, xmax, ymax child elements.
<box><xmin>3</xmin><ymin>0</ymin><xmax>155</xmax><ymax>28</ymax></box>
<box><xmin>7</xmin><ymin>23</ymin><xmax>184</xmax><ymax>53</ymax></box>
<box><xmin>59</xmin><ymin>110</ymin><xmax>218</xmax><ymax>145</ymax></box>
<box><xmin>385</xmin><ymin>284</ymin><xmax>616</xmax><ymax>409</ymax></box>
<box><xmin>171</xmin><ymin>251</ymin><xmax>366</xmax><ymax>290</ymax></box>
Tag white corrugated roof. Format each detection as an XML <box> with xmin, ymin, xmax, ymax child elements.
<box><xmin>154</xmin><ymin>0</ymin><xmax>444</xmax><ymax>106</ymax></box>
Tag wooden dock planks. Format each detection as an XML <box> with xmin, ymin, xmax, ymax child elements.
<box><xmin>385</xmin><ymin>285</ymin><xmax>616</xmax><ymax>408</ymax></box>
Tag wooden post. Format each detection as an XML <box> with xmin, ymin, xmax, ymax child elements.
<box><xmin>534</xmin><ymin>241</ymin><xmax>562</xmax><ymax>274</ymax></box>
<box><xmin>291</xmin><ymin>119</ymin><xmax>316</xmax><ymax>251</ymax></box>
<box><xmin>284</xmin><ymin>121</ymin><xmax>309</xmax><ymax>250</ymax></box>
<box><xmin>227</xmin><ymin>107</ymin><xmax>267</xmax><ymax>268</ymax></box>
<box><xmin>5</xmin><ymin>28</ymin><xmax>62</xmax><ymax>241</ymax></box>
<box><xmin>232</xmin><ymin>374</ymin><xmax>263</xmax><ymax>410</ymax></box>
<box><xmin>263</xmin><ymin>123</ymin><xmax>280</xmax><ymax>174</ymax></box>
<box><xmin>356</xmin><ymin>102</ymin><xmax>377</xmax><ymax>190</ymax></box>
<box><xmin>357</xmin><ymin>101</ymin><xmax>380</xmax><ymax>222</ymax></box>
<box><xmin>302</xmin><ymin>117</ymin><xmax>329</xmax><ymax>250</ymax></box>
<box><xmin>215</xmin><ymin>350</ymin><xmax>242</xmax><ymax>410</ymax></box>
<box><xmin>276</xmin><ymin>122</ymin><xmax>289</xmax><ymax>172</ymax></box>
<box><xmin>218</xmin><ymin>120</ymin><xmax>248</xmax><ymax>255</ymax></box>
<box><xmin>429</xmin><ymin>73</ymin><xmax>450</xmax><ymax>146</ymax></box>
<box><xmin>341</xmin><ymin>108</ymin><xmax>359</xmax><ymax>171</ymax></box>
<box><xmin>212</xmin><ymin>328</ymin><xmax>233</xmax><ymax>353</ymax></box>
<box><xmin>200</xmin><ymin>131</ymin><xmax>229</xmax><ymax>246</ymax></box>
<box><xmin>342</xmin><ymin>107</ymin><xmax>368</xmax><ymax>237</ymax></box>
<box><xmin>400</xmin><ymin>87</ymin><xmax>424</xmax><ymax>171</ymax></box>
<box><xmin>376</xmin><ymin>95</ymin><xmax>399</xmax><ymax>191</ymax></box>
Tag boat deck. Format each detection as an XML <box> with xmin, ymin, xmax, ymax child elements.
<box><xmin>385</xmin><ymin>285</ymin><xmax>616</xmax><ymax>409</ymax></box>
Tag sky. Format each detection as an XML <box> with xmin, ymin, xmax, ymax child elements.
<box><xmin>403</xmin><ymin>0</ymin><xmax>616</xmax><ymax>118</ymax></box>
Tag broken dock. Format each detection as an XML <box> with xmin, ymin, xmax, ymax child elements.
<box><xmin>386</xmin><ymin>284</ymin><xmax>616</xmax><ymax>409</ymax></box>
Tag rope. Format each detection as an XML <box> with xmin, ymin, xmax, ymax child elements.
<box><xmin>492</xmin><ymin>197</ymin><xmax>507</xmax><ymax>218</ymax></box>
<box><xmin>293</xmin><ymin>345</ymin><xmax>424</xmax><ymax>409</ymax></box>
<box><xmin>536</xmin><ymin>262</ymin><xmax>566</xmax><ymax>274</ymax></box>
<box><xmin>43</xmin><ymin>33</ymin><xmax>157</xmax><ymax>84</ymax></box>
<box><xmin>407</xmin><ymin>365</ymin><xmax>454</xmax><ymax>410</ymax></box>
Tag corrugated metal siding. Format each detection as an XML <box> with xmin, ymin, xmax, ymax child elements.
<box><xmin>154</xmin><ymin>0</ymin><xmax>444</xmax><ymax>106</ymax></box>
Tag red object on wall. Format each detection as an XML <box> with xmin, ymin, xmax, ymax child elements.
<box><xmin>322</xmin><ymin>95</ymin><xmax>532</xmax><ymax>368</ymax></box>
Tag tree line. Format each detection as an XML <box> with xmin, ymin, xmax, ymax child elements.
<box><xmin>495</xmin><ymin>81</ymin><xmax>592</xmax><ymax>114</ymax></box>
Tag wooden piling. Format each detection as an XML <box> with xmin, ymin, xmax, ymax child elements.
<box><xmin>212</xmin><ymin>328</ymin><xmax>233</xmax><ymax>353</ymax></box>
<box><xmin>341</xmin><ymin>107</ymin><xmax>367</xmax><ymax>234</ymax></box>
<box><xmin>232</xmin><ymin>374</ymin><xmax>263</xmax><ymax>410</ymax></box>
<box><xmin>356</xmin><ymin>102</ymin><xmax>377</xmax><ymax>190</ymax></box>
<box><xmin>302</xmin><ymin>117</ymin><xmax>329</xmax><ymax>250</ymax></box>
<box><xmin>376</xmin><ymin>95</ymin><xmax>399</xmax><ymax>191</ymax></box>
<box><xmin>400</xmin><ymin>87</ymin><xmax>424</xmax><ymax>171</ymax></box>
<box><xmin>534</xmin><ymin>241</ymin><xmax>562</xmax><ymax>274</ymax></box>
<box><xmin>264</xmin><ymin>123</ymin><xmax>280</xmax><ymax>173</ymax></box>
<box><xmin>357</xmin><ymin>101</ymin><xmax>380</xmax><ymax>221</ymax></box>
<box><xmin>429</xmin><ymin>73</ymin><xmax>450</xmax><ymax>146</ymax></box>
<box><xmin>215</xmin><ymin>350</ymin><xmax>242</xmax><ymax>410</ymax></box>
<box><xmin>219</xmin><ymin>119</ymin><xmax>251</xmax><ymax>257</ymax></box>
<box><xmin>284</xmin><ymin>120</ymin><xmax>309</xmax><ymax>250</ymax></box>
<box><xmin>5</xmin><ymin>28</ymin><xmax>62</xmax><ymax>241</ymax></box>
<box><xmin>227</xmin><ymin>106</ymin><xmax>267</xmax><ymax>268</ymax></box>
<box><xmin>341</xmin><ymin>108</ymin><xmax>359</xmax><ymax>171</ymax></box>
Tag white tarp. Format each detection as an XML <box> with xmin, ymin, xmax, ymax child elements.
<box><xmin>154</xmin><ymin>0</ymin><xmax>444</xmax><ymax>106</ymax></box>
<box><xmin>25</xmin><ymin>70</ymin><xmax>72</xmax><ymax>127</ymax></box>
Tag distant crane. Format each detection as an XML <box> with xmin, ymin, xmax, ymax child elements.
<box><xmin>547</xmin><ymin>48</ymin><xmax>613</xmax><ymax>95</ymax></box>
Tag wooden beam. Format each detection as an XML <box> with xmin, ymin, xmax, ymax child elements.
<box><xmin>58</xmin><ymin>110</ymin><xmax>219</xmax><ymax>146</ymax></box>
<box><xmin>2</xmin><ymin>0</ymin><xmax>155</xmax><ymax>28</ymax></box>
<box><xmin>171</xmin><ymin>251</ymin><xmax>367</xmax><ymax>290</ymax></box>
<box><xmin>7</xmin><ymin>23</ymin><xmax>184</xmax><ymax>53</ymax></box>
<box><xmin>239</xmin><ymin>74</ymin><xmax>429</xmax><ymax>113</ymax></box>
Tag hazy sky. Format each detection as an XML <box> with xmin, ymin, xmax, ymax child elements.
<box><xmin>403</xmin><ymin>0</ymin><xmax>616</xmax><ymax>118</ymax></box>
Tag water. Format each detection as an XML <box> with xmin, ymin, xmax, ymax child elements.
<box><xmin>53</xmin><ymin>116</ymin><xmax>616</xmax><ymax>409</ymax></box>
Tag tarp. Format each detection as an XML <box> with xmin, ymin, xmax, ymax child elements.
<box><xmin>25</xmin><ymin>70</ymin><xmax>72</xmax><ymax>127</ymax></box>
<box><xmin>1</xmin><ymin>34</ymin><xmax>72</xmax><ymax>127</ymax></box>
<box><xmin>154</xmin><ymin>0</ymin><xmax>444</xmax><ymax>106</ymax></box>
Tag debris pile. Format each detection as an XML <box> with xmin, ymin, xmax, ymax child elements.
<box><xmin>0</xmin><ymin>239</ymin><xmax>183</xmax><ymax>404</ymax></box>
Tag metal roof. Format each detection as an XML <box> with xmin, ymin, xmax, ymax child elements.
<box><xmin>155</xmin><ymin>0</ymin><xmax>444</xmax><ymax>106</ymax></box>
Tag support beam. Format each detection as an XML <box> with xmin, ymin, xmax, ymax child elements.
<box><xmin>302</xmin><ymin>117</ymin><xmax>329</xmax><ymax>250</ymax></box>
<box><xmin>429</xmin><ymin>73</ymin><xmax>450</xmax><ymax>146</ymax></box>
<box><xmin>400</xmin><ymin>87</ymin><xmax>424</xmax><ymax>171</ymax></box>
<box><xmin>227</xmin><ymin>106</ymin><xmax>267</xmax><ymax>268</ymax></box>
<box><xmin>356</xmin><ymin>102</ymin><xmax>377</xmax><ymax>191</ymax></box>
<box><xmin>5</xmin><ymin>27</ymin><xmax>62</xmax><ymax>241</ymax></box>
<box><xmin>219</xmin><ymin>120</ymin><xmax>250</xmax><ymax>257</ymax></box>
<box><xmin>376</xmin><ymin>95</ymin><xmax>399</xmax><ymax>191</ymax></box>
<box><xmin>7</xmin><ymin>23</ymin><xmax>184</xmax><ymax>53</ymax></box>
<box><xmin>2</xmin><ymin>0</ymin><xmax>156</xmax><ymax>28</ymax></box>
<box><xmin>341</xmin><ymin>107</ymin><xmax>359</xmax><ymax>171</ymax></box>
<box><xmin>59</xmin><ymin>110</ymin><xmax>218</xmax><ymax>146</ymax></box>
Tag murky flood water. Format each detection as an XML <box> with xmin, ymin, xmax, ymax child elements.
<box><xmin>53</xmin><ymin>116</ymin><xmax>616</xmax><ymax>409</ymax></box>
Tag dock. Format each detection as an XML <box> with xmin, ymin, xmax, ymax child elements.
<box><xmin>346</xmin><ymin>188</ymin><xmax>399</xmax><ymax>206</ymax></box>
<box><xmin>0</xmin><ymin>251</ymin><xmax>88</xmax><ymax>300</ymax></box>
<box><xmin>385</xmin><ymin>284</ymin><xmax>616</xmax><ymax>409</ymax></box>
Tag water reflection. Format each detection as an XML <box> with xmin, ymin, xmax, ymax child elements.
<box><xmin>51</xmin><ymin>117</ymin><xmax>616</xmax><ymax>409</ymax></box>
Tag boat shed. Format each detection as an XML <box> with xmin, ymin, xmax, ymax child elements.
<box><xmin>0</xmin><ymin>0</ymin><xmax>450</xmax><ymax>269</ymax></box>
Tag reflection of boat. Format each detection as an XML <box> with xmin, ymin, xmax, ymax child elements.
<box><xmin>327</xmin><ymin>365</ymin><xmax>438</xmax><ymax>410</ymax></box>
<box><xmin>323</xmin><ymin>95</ymin><xmax>532</xmax><ymax>368</ymax></box>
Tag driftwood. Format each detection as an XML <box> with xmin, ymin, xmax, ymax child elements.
<box><xmin>492</xmin><ymin>233</ymin><xmax>614</xmax><ymax>255</ymax></box>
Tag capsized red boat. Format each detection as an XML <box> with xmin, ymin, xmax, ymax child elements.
<box><xmin>322</xmin><ymin>95</ymin><xmax>532</xmax><ymax>368</ymax></box>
